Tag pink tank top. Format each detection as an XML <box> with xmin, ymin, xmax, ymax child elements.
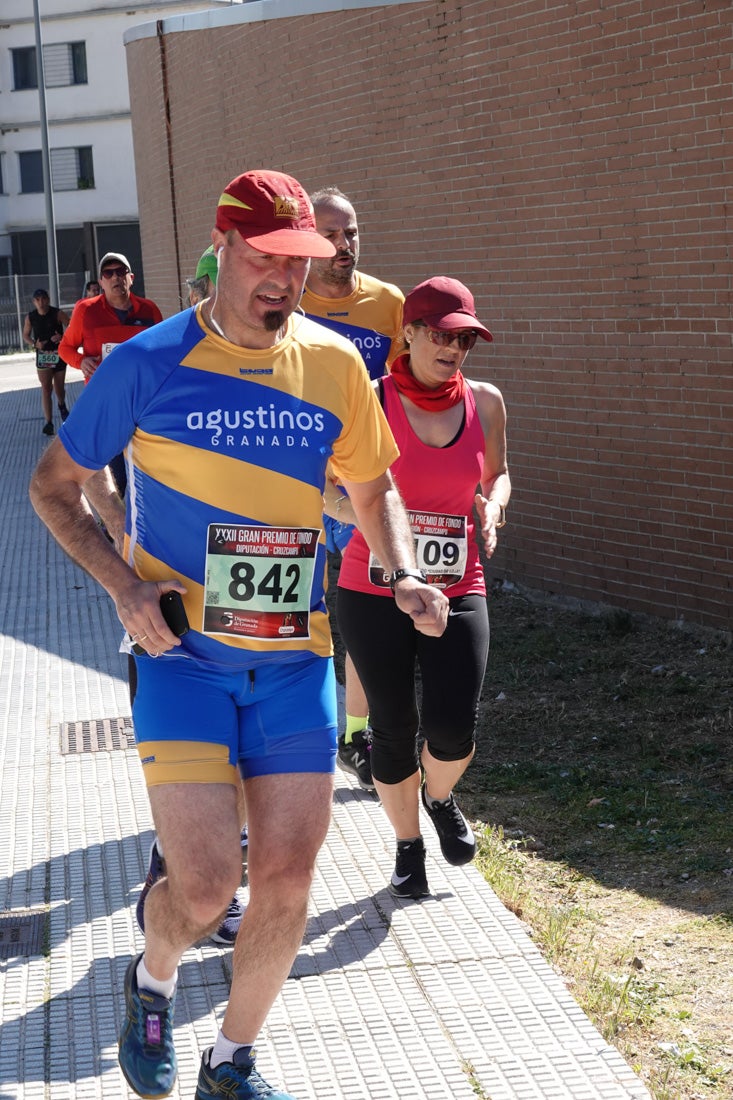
<box><xmin>339</xmin><ymin>374</ymin><xmax>486</xmax><ymax>597</ymax></box>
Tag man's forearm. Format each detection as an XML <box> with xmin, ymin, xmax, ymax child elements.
<box><xmin>30</xmin><ymin>473</ymin><xmax>135</xmax><ymax>599</ymax></box>
<box><xmin>82</xmin><ymin>467</ymin><xmax>126</xmax><ymax>555</ymax></box>
<box><xmin>350</xmin><ymin>481</ymin><xmax>418</xmax><ymax>574</ymax></box>
<box><xmin>332</xmin><ymin>471</ymin><xmax>449</xmax><ymax>636</ymax></box>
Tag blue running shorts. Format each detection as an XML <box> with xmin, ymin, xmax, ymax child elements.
<box><xmin>132</xmin><ymin>652</ymin><xmax>338</xmax><ymax>787</ymax></box>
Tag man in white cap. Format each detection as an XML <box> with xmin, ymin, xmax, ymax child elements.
<box><xmin>30</xmin><ymin>169</ymin><xmax>448</xmax><ymax>1100</ymax></box>
<box><xmin>59</xmin><ymin>252</ymin><xmax>162</xmax><ymax>495</ymax></box>
<box><xmin>59</xmin><ymin>252</ymin><xmax>162</xmax><ymax>383</ymax></box>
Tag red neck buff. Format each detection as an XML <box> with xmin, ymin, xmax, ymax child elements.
<box><xmin>389</xmin><ymin>352</ymin><xmax>466</xmax><ymax>411</ymax></box>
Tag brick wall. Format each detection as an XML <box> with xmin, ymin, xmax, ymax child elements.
<box><xmin>126</xmin><ymin>0</ymin><xmax>732</xmax><ymax>630</ymax></box>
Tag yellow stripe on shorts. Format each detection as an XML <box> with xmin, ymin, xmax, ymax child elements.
<box><xmin>137</xmin><ymin>740</ymin><xmax>240</xmax><ymax>787</ymax></box>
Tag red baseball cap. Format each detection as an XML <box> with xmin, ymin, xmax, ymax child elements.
<box><xmin>216</xmin><ymin>170</ymin><xmax>336</xmax><ymax>259</ymax></box>
<box><xmin>403</xmin><ymin>276</ymin><xmax>493</xmax><ymax>341</ymax></box>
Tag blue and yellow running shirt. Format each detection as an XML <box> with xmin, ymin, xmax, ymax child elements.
<box><xmin>301</xmin><ymin>271</ymin><xmax>404</xmax><ymax>380</ymax></box>
<box><xmin>58</xmin><ymin>305</ymin><xmax>399</xmax><ymax>666</ymax></box>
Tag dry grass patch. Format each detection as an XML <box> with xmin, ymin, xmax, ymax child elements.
<box><xmin>328</xmin><ymin>559</ymin><xmax>732</xmax><ymax>1098</ymax></box>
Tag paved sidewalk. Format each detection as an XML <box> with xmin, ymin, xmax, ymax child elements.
<box><xmin>0</xmin><ymin>358</ymin><xmax>651</xmax><ymax>1099</ymax></box>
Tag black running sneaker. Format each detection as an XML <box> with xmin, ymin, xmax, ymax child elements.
<box><xmin>42</xmin><ymin>420</ymin><xmax>54</xmax><ymax>435</ymax></box>
<box><xmin>195</xmin><ymin>1046</ymin><xmax>296</xmax><ymax>1099</ymax></box>
<box><xmin>421</xmin><ymin>787</ymin><xmax>476</xmax><ymax>866</ymax></box>
<box><xmin>337</xmin><ymin>729</ymin><xmax>375</xmax><ymax>791</ymax></box>
<box><xmin>389</xmin><ymin>837</ymin><xmax>429</xmax><ymax>898</ymax></box>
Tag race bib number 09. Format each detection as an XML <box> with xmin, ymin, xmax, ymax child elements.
<box><xmin>369</xmin><ymin>511</ymin><xmax>468</xmax><ymax>589</ymax></box>
<box><xmin>203</xmin><ymin>524</ymin><xmax>320</xmax><ymax>640</ymax></box>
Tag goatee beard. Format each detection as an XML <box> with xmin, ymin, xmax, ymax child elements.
<box><xmin>264</xmin><ymin>311</ymin><xmax>285</xmax><ymax>332</ymax></box>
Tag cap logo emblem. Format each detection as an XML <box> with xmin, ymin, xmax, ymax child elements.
<box><xmin>274</xmin><ymin>196</ymin><xmax>299</xmax><ymax>219</ymax></box>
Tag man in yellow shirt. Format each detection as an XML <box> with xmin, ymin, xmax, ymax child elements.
<box><xmin>302</xmin><ymin>187</ymin><xmax>405</xmax><ymax>792</ymax></box>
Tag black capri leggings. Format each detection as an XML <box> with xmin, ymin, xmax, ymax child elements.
<box><xmin>336</xmin><ymin>588</ymin><xmax>490</xmax><ymax>785</ymax></box>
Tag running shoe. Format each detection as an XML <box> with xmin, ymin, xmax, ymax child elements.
<box><xmin>195</xmin><ymin>1046</ymin><xmax>296</xmax><ymax>1099</ymax></box>
<box><xmin>389</xmin><ymin>837</ymin><xmax>429</xmax><ymax>899</ymax></box>
<box><xmin>119</xmin><ymin>953</ymin><xmax>177</xmax><ymax>1098</ymax></box>
<box><xmin>136</xmin><ymin>837</ymin><xmax>246</xmax><ymax>946</ymax></box>
<box><xmin>421</xmin><ymin>786</ymin><xmax>476</xmax><ymax>866</ymax></box>
<box><xmin>336</xmin><ymin>729</ymin><xmax>374</xmax><ymax>791</ymax></box>
<box><xmin>42</xmin><ymin>420</ymin><xmax>54</xmax><ymax>435</ymax></box>
<box><xmin>209</xmin><ymin>894</ymin><xmax>246</xmax><ymax>945</ymax></box>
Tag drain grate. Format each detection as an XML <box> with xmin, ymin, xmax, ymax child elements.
<box><xmin>60</xmin><ymin>716</ymin><xmax>134</xmax><ymax>754</ymax></box>
<box><xmin>0</xmin><ymin>909</ymin><xmax>47</xmax><ymax>959</ymax></box>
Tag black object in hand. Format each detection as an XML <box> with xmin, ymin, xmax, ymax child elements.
<box><xmin>160</xmin><ymin>590</ymin><xmax>189</xmax><ymax>636</ymax></box>
<box><xmin>132</xmin><ymin>591</ymin><xmax>189</xmax><ymax>654</ymax></box>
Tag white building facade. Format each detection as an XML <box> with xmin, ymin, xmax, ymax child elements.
<box><xmin>0</xmin><ymin>0</ymin><xmax>241</xmax><ymax>328</ymax></box>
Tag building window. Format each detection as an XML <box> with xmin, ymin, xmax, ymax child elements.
<box><xmin>12</xmin><ymin>47</ymin><xmax>37</xmax><ymax>90</ymax></box>
<box><xmin>52</xmin><ymin>146</ymin><xmax>95</xmax><ymax>190</ymax></box>
<box><xmin>11</xmin><ymin>42</ymin><xmax>87</xmax><ymax>90</ymax></box>
<box><xmin>19</xmin><ymin>150</ymin><xmax>43</xmax><ymax>193</ymax></box>
<box><xmin>45</xmin><ymin>42</ymin><xmax>88</xmax><ymax>87</ymax></box>
<box><xmin>18</xmin><ymin>147</ymin><xmax>95</xmax><ymax>192</ymax></box>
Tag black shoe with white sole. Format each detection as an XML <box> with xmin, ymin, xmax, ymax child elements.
<box><xmin>421</xmin><ymin>787</ymin><xmax>476</xmax><ymax>866</ymax></box>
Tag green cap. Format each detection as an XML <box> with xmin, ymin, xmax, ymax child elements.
<box><xmin>195</xmin><ymin>245</ymin><xmax>218</xmax><ymax>286</ymax></box>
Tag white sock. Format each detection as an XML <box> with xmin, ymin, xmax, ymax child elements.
<box><xmin>210</xmin><ymin>1032</ymin><xmax>252</xmax><ymax>1069</ymax></box>
<box><xmin>136</xmin><ymin>955</ymin><xmax>177</xmax><ymax>1001</ymax></box>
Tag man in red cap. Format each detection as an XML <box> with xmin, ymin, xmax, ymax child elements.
<box><xmin>30</xmin><ymin>169</ymin><xmax>448</xmax><ymax>1100</ymax></box>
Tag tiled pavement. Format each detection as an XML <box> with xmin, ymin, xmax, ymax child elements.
<box><xmin>0</xmin><ymin>355</ymin><xmax>651</xmax><ymax>1099</ymax></box>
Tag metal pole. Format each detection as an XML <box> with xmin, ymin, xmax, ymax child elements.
<box><xmin>14</xmin><ymin>274</ymin><xmax>24</xmax><ymax>350</ymax></box>
<box><xmin>32</xmin><ymin>0</ymin><xmax>60</xmax><ymax>307</ymax></box>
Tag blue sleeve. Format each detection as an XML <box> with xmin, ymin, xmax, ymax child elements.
<box><xmin>58</xmin><ymin>310</ymin><xmax>197</xmax><ymax>469</ymax></box>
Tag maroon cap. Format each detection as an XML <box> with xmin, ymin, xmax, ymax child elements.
<box><xmin>216</xmin><ymin>170</ymin><xmax>336</xmax><ymax>259</ymax></box>
<box><xmin>403</xmin><ymin>276</ymin><xmax>493</xmax><ymax>341</ymax></box>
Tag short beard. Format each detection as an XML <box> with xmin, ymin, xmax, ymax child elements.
<box><xmin>263</xmin><ymin>310</ymin><xmax>286</xmax><ymax>332</ymax></box>
<box><xmin>320</xmin><ymin>255</ymin><xmax>356</xmax><ymax>289</ymax></box>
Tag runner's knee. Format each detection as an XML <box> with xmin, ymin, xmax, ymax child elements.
<box><xmin>370</xmin><ymin>725</ymin><xmax>420</xmax><ymax>784</ymax></box>
<box><xmin>423</xmin><ymin>727</ymin><xmax>476</xmax><ymax>763</ymax></box>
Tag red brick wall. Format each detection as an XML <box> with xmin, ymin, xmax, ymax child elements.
<box><xmin>126</xmin><ymin>0</ymin><xmax>733</xmax><ymax>630</ymax></box>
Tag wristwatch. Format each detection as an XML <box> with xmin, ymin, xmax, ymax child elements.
<box><xmin>389</xmin><ymin>568</ymin><xmax>427</xmax><ymax>592</ymax></box>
